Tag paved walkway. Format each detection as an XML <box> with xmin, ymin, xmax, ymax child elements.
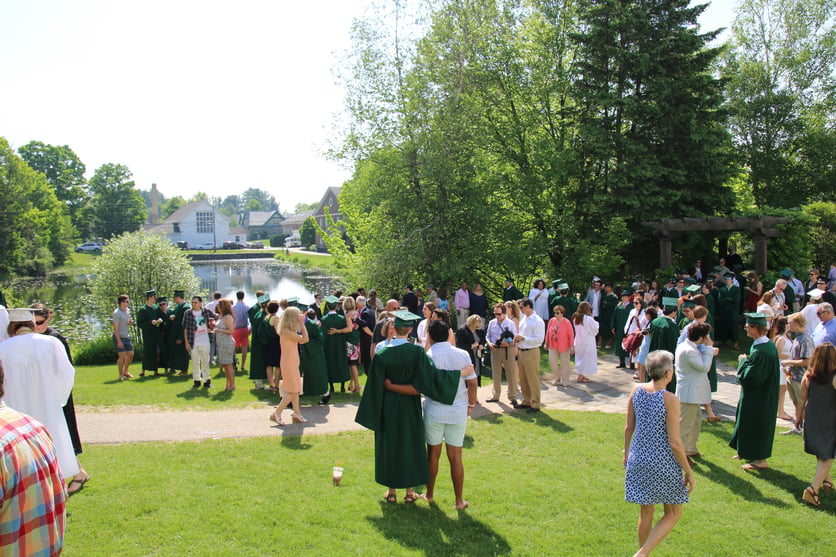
<box><xmin>76</xmin><ymin>352</ymin><xmax>792</xmax><ymax>445</ymax></box>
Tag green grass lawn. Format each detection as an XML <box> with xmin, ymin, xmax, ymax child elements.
<box><xmin>73</xmin><ymin>363</ymin><xmax>366</xmax><ymax>410</ymax></box>
<box><xmin>64</xmin><ymin>411</ymin><xmax>833</xmax><ymax>556</ymax></box>
<box><xmin>273</xmin><ymin>249</ymin><xmax>342</xmax><ymax>272</ymax></box>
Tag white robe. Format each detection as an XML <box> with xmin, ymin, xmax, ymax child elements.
<box><xmin>573</xmin><ymin>315</ymin><xmax>599</xmax><ymax>375</ymax></box>
<box><xmin>528</xmin><ymin>288</ymin><xmax>550</xmax><ymax>322</ymax></box>
<box><xmin>0</xmin><ymin>332</ymin><xmax>79</xmax><ymax>478</ymax></box>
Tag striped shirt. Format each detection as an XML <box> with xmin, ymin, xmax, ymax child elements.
<box><xmin>0</xmin><ymin>403</ymin><xmax>66</xmax><ymax>556</ymax></box>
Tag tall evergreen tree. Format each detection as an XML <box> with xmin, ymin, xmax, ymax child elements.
<box><xmin>570</xmin><ymin>0</ymin><xmax>735</xmax><ymax>269</ymax></box>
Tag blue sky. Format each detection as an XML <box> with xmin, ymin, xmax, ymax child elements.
<box><xmin>0</xmin><ymin>0</ymin><xmax>736</xmax><ymax>212</ymax></box>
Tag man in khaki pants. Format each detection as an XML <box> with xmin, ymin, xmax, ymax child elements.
<box><xmin>674</xmin><ymin>323</ymin><xmax>716</xmax><ymax>461</ymax></box>
<box><xmin>485</xmin><ymin>304</ymin><xmax>518</xmax><ymax>404</ymax></box>
<box><xmin>515</xmin><ymin>299</ymin><xmax>546</xmax><ymax>413</ymax></box>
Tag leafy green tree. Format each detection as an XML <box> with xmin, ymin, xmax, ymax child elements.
<box><xmin>294</xmin><ymin>202</ymin><xmax>317</xmax><ymax>212</ymax></box>
<box><xmin>242</xmin><ymin>188</ymin><xmax>278</xmax><ymax>212</ymax></box>
<box><xmin>723</xmin><ymin>0</ymin><xmax>836</xmax><ymax>207</ymax></box>
<box><xmin>299</xmin><ymin>217</ymin><xmax>317</xmax><ymax>247</ymax></box>
<box><xmin>803</xmin><ymin>201</ymin><xmax>836</xmax><ymax>270</ymax></box>
<box><xmin>569</xmin><ymin>0</ymin><xmax>735</xmax><ymax>271</ymax></box>
<box><xmin>160</xmin><ymin>196</ymin><xmax>186</xmax><ymax>219</ymax></box>
<box><xmin>0</xmin><ymin>138</ymin><xmax>74</xmax><ymax>275</ymax></box>
<box><xmin>87</xmin><ymin>164</ymin><xmax>147</xmax><ymax>238</ymax></box>
<box><xmin>18</xmin><ymin>140</ymin><xmax>89</xmax><ymax>233</ymax></box>
<box><xmin>219</xmin><ymin>195</ymin><xmax>241</xmax><ymax>217</ymax></box>
<box><xmin>89</xmin><ymin>231</ymin><xmax>200</xmax><ymax>343</ymax></box>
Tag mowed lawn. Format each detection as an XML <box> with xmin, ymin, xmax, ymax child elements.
<box><xmin>64</xmin><ymin>410</ymin><xmax>832</xmax><ymax>556</ymax></box>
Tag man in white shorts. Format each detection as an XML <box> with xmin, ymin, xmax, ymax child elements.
<box><xmin>424</xmin><ymin>319</ymin><xmax>478</xmax><ymax>509</ymax></box>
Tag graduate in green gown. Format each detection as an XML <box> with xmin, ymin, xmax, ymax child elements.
<box><xmin>321</xmin><ymin>296</ymin><xmax>351</xmax><ymax>392</ymax></box>
<box><xmin>156</xmin><ymin>297</ymin><xmax>170</xmax><ymax>370</ymax></box>
<box><xmin>137</xmin><ymin>290</ymin><xmax>165</xmax><ymax>376</ymax></box>
<box><xmin>248</xmin><ymin>293</ymin><xmax>269</xmax><ymax>388</ymax></box>
<box><xmin>648</xmin><ymin>298</ymin><xmax>680</xmax><ymax>393</ymax></box>
<box><xmin>612</xmin><ymin>289</ymin><xmax>633</xmax><ymax>367</ymax></box>
<box><xmin>502</xmin><ymin>278</ymin><xmax>523</xmax><ymax>302</ymax></box>
<box><xmin>599</xmin><ymin>283</ymin><xmax>619</xmax><ymax>348</ymax></box>
<box><xmin>301</xmin><ymin>309</ymin><xmax>330</xmax><ymax>403</ymax></box>
<box><xmin>729</xmin><ymin>313</ymin><xmax>780</xmax><ymax>469</ymax></box>
<box><xmin>552</xmin><ymin>282</ymin><xmax>578</xmax><ymax>320</ymax></box>
<box><xmin>167</xmin><ymin>290</ymin><xmax>190</xmax><ymax>374</ymax></box>
<box><xmin>715</xmin><ymin>273</ymin><xmax>741</xmax><ymax>346</ymax></box>
<box><xmin>355</xmin><ymin>311</ymin><xmax>469</xmax><ymax>502</ymax></box>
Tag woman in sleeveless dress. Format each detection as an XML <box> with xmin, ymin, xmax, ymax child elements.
<box><xmin>796</xmin><ymin>343</ymin><xmax>836</xmax><ymax>507</ymax></box>
<box><xmin>573</xmin><ymin>302</ymin><xmax>599</xmax><ymax>383</ymax></box>
<box><xmin>214</xmin><ymin>299</ymin><xmax>237</xmax><ymax>390</ymax></box>
<box><xmin>624</xmin><ymin>349</ymin><xmax>694</xmax><ymax>557</ymax></box>
<box><xmin>270</xmin><ymin>307</ymin><xmax>309</xmax><ymax>426</ymax></box>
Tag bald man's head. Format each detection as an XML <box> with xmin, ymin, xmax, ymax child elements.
<box><xmin>385</xmin><ymin>299</ymin><xmax>400</xmax><ymax>311</ymax></box>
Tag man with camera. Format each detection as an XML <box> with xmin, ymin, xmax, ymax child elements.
<box><xmin>485</xmin><ymin>303</ymin><xmax>518</xmax><ymax>404</ymax></box>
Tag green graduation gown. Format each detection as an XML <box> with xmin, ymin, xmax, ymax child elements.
<box><xmin>167</xmin><ymin>302</ymin><xmax>190</xmax><ymax>372</ymax></box>
<box><xmin>716</xmin><ymin>285</ymin><xmax>741</xmax><ymax>343</ymax></box>
<box><xmin>557</xmin><ymin>295</ymin><xmax>579</xmax><ymax>318</ymax></box>
<box><xmin>612</xmin><ymin>302</ymin><xmax>633</xmax><ymax>358</ymax></box>
<box><xmin>599</xmin><ymin>293</ymin><xmax>619</xmax><ymax>343</ymax></box>
<box><xmin>503</xmin><ymin>285</ymin><xmax>523</xmax><ymax>301</ymax></box>
<box><xmin>321</xmin><ymin>311</ymin><xmax>350</xmax><ymax>384</ymax></box>
<box><xmin>355</xmin><ymin>343</ymin><xmax>461</xmax><ymax>488</ymax></box>
<box><xmin>301</xmin><ymin>319</ymin><xmax>329</xmax><ymax>396</ymax></box>
<box><xmin>137</xmin><ymin>303</ymin><xmax>165</xmax><ymax>372</ymax></box>
<box><xmin>648</xmin><ymin>316</ymin><xmax>679</xmax><ymax>393</ymax></box>
<box><xmin>729</xmin><ymin>339</ymin><xmax>779</xmax><ymax>461</ymax></box>
<box><xmin>248</xmin><ymin>304</ymin><xmax>267</xmax><ymax>381</ymax></box>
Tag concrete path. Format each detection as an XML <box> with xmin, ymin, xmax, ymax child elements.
<box><xmin>76</xmin><ymin>351</ymin><xmax>795</xmax><ymax>445</ymax></box>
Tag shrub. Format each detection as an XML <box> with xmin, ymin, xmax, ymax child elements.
<box><xmin>270</xmin><ymin>234</ymin><xmax>288</xmax><ymax>247</ymax></box>
<box><xmin>74</xmin><ymin>334</ymin><xmax>143</xmax><ymax>366</ymax></box>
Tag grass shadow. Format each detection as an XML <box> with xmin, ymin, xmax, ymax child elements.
<box><xmin>692</xmin><ymin>457</ymin><xmax>790</xmax><ymax>508</ymax></box>
<box><xmin>474</xmin><ymin>409</ymin><xmax>573</xmax><ymax>434</ymax></box>
<box><xmin>368</xmin><ymin>501</ymin><xmax>512</xmax><ymax>556</ymax></box>
<box><xmin>750</xmin><ymin>467</ymin><xmax>835</xmax><ymax>512</ymax></box>
<box><xmin>280</xmin><ymin>435</ymin><xmax>313</xmax><ymax>450</ymax></box>
<box><xmin>211</xmin><ymin>389</ymin><xmax>233</xmax><ymax>402</ymax></box>
<box><xmin>176</xmin><ymin>386</ymin><xmax>213</xmax><ymax>400</ymax></box>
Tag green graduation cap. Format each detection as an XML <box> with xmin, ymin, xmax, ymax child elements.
<box><xmin>324</xmin><ymin>295</ymin><xmax>340</xmax><ymax>304</ymax></box>
<box><xmin>620</xmin><ymin>289</ymin><xmax>632</xmax><ymax>297</ymax></box>
<box><xmin>551</xmin><ymin>279</ymin><xmax>561</xmax><ymax>286</ymax></box>
<box><xmin>173</xmin><ymin>290</ymin><xmax>186</xmax><ymax>299</ymax></box>
<box><xmin>392</xmin><ymin>310</ymin><xmax>422</xmax><ymax>328</ymax></box>
<box><xmin>681</xmin><ymin>300</ymin><xmax>696</xmax><ymax>309</ymax></box>
<box><xmin>157</xmin><ymin>296</ymin><xmax>168</xmax><ymax>303</ymax></box>
<box><xmin>662</xmin><ymin>297</ymin><xmax>679</xmax><ymax>311</ymax></box>
<box><xmin>684</xmin><ymin>284</ymin><xmax>701</xmax><ymax>294</ymax></box>
<box><xmin>557</xmin><ymin>282</ymin><xmax>569</xmax><ymax>291</ymax></box>
<box><xmin>779</xmin><ymin>268</ymin><xmax>794</xmax><ymax>278</ymax></box>
<box><xmin>723</xmin><ymin>272</ymin><xmax>735</xmax><ymax>280</ymax></box>
<box><xmin>145</xmin><ymin>289</ymin><xmax>156</xmax><ymax>298</ymax></box>
<box><xmin>743</xmin><ymin>312</ymin><xmax>768</xmax><ymax>327</ymax></box>
<box><xmin>257</xmin><ymin>293</ymin><xmax>270</xmax><ymax>304</ymax></box>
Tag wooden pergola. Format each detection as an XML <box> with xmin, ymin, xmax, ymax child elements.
<box><xmin>642</xmin><ymin>216</ymin><xmax>790</xmax><ymax>275</ymax></box>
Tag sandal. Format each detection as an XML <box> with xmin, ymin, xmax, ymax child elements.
<box><xmin>823</xmin><ymin>480</ymin><xmax>834</xmax><ymax>491</ymax></box>
<box><xmin>383</xmin><ymin>493</ymin><xmax>397</xmax><ymax>504</ymax></box>
<box><xmin>67</xmin><ymin>475</ymin><xmax>90</xmax><ymax>495</ymax></box>
<box><xmin>802</xmin><ymin>486</ymin><xmax>821</xmax><ymax>508</ymax></box>
<box><xmin>269</xmin><ymin>412</ymin><xmax>285</xmax><ymax>426</ymax></box>
<box><xmin>403</xmin><ymin>493</ymin><xmax>417</xmax><ymax>504</ymax></box>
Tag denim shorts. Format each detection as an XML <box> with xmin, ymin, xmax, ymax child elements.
<box><xmin>113</xmin><ymin>335</ymin><xmax>133</xmax><ymax>352</ymax></box>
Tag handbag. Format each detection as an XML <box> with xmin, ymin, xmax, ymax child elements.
<box><xmin>621</xmin><ymin>315</ymin><xmax>643</xmax><ymax>353</ymax></box>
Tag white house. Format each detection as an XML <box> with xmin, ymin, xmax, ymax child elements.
<box><xmin>143</xmin><ymin>200</ymin><xmax>245</xmax><ymax>248</ymax></box>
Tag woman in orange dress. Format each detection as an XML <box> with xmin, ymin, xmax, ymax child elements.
<box><xmin>270</xmin><ymin>307</ymin><xmax>309</xmax><ymax>425</ymax></box>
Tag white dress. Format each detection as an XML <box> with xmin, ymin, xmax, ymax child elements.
<box><xmin>528</xmin><ymin>288</ymin><xmax>550</xmax><ymax>322</ymax></box>
<box><xmin>574</xmin><ymin>315</ymin><xmax>600</xmax><ymax>375</ymax></box>
<box><xmin>0</xmin><ymin>332</ymin><xmax>79</xmax><ymax>478</ymax></box>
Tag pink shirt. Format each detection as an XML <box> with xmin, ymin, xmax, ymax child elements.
<box><xmin>545</xmin><ymin>317</ymin><xmax>574</xmax><ymax>352</ymax></box>
<box><xmin>454</xmin><ymin>288</ymin><xmax>470</xmax><ymax>309</ymax></box>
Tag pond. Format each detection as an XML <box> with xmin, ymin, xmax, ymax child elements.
<box><xmin>6</xmin><ymin>258</ymin><xmax>341</xmax><ymax>345</ymax></box>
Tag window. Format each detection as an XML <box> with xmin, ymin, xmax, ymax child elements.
<box><xmin>196</xmin><ymin>211</ymin><xmax>214</xmax><ymax>234</ymax></box>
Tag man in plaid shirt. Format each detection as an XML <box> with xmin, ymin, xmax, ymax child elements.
<box><xmin>0</xmin><ymin>362</ymin><xmax>66</xmax><ymax>556</ymax></box>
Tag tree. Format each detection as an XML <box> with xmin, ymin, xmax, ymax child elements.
<box><xmin>241</xmin><ymin>188</ymin><xmax>278</xmax><ymax>212</ymax></box>
<box><xmin>294</xmin><ymin>202</ymin><xmax>317</xmax><ymax>212</ymax></box>
<box><xmin>569</xmin><ymin>0</ymin><xmax>736</xmax><ymax>271</ymax></box>
<box><xmin>0</xmin><ymin>138</ymin><xmax>74</xmax><ymax>275</ymax></box>
<box><xmin>160</xmin><ymin>196</ymin><xmax>186</xmax><ymax>220</ymax></box>
<box><xmin>219</xmin><ymin>195</ymin><xmax>241</xmax><ymax>217</ymax></box>
<box><xmin>299</xmin><ymin>217</ymin><xmax>317</xmax><ymax>247</ymax></box>
<box><xmin>18</xmin><ymin>140</ymin><xmax>89</xmax><ymax>233</ymax></box>
<box><xmin>722</xmin><ymin>0</ymin><xmax>836</xmax><ymax>207</ymax></box>
<box><xmin>89</xmin><ymin>231</ymin><xmax>200</xmax><ymax>343</ymax></box>
<box><xmin>87</xmin><ymin>164</ymin><xmax>147</xmax><ymax>238</ymax></box>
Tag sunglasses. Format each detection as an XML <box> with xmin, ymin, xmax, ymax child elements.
<box><xmin>35</xmin><ymin>320</ymin><xmax>46</xmax><ymax>326</ymax></box>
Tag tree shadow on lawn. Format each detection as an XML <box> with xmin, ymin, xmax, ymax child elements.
<box><xmin>692</xmin><ymin>458</ymin><xmax>789</xmax><ymax>508</ymax></box>
<box><xmin>369</xmin><ymin>501</ymin><xmax>512</xmax><ymax>556</ymax></box>
<box><xmin>472</xmin><ymin>409</ymin><xmax>573</xmax><ymax>434</ymax></box>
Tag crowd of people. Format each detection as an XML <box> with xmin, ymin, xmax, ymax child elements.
<box><xmin>0</xmin><ymin>258</ymin><xmax>833</xmax><ymax>555</ymax></box>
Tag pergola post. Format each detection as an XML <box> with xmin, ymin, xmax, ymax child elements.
<box><xmin>753</xmin><ymin>233</ymin><xmax>768</xmax><ymax>275</ymax></box>
<box><xmin>659</xmin><ymin>236</ymin><xmax>672</xmax><ymax>269</ymax></box>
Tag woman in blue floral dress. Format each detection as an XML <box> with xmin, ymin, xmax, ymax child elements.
<box><xmin>624</xmin><ymin>350</ymin><xmax>694</xmax><ymax>557</ymax></box>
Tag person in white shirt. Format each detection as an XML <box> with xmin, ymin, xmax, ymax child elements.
<box><xmin>485</xmin><ymin>303</ymin><xmax>519</xmax><ymax>404</ymax></box>
<box><xmin>514</xmin><ymin>298</ymin><xmax>546</xmax><ymax>413</ymax></box>
<box><xmin>674</xmin><ymin>323</ymin><xmax>716</xmax><ymax>460</ymax></box>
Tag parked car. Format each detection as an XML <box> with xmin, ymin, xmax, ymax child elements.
<box><xmin>222</xmin><ymin>241</ymin><xmax>245</xmax><ymax>249</ymax></box>
<box><xmin>75</xmin><ymin>242</ymin><xmax>103</xmax><ymax>253</ymax></box>
<box><xmin>175</xmin><ymin>241</ymin><xmax>189</xmax><ymax>250</ymax></box>
<box><xmin>194</xmin><ymin>242</ymin><xmax>215</xmax><ymax>250</ymax></box>
<box><xmin>246</xmin><ymin>241</ymin><xmax>264</xmax><ymax>249</ymax></box>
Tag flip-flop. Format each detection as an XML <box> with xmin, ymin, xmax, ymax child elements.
<box><xmin>383</xmin><ymin>493</ymin><xmax>397</xmax><ymax>504</ymax></box>
<box><xmin>742</xmin><ymin>463</ymin><xmax>768</xmax><ymax>470</ymax></box>
<box><xmin>403</xmin><ymin>493</ymin><xmax>417</xmax><ymax>504</ymax></box>
<box><xmin>67</xmin><ymin>476</ymin><xmax>90</xmax><ymax>495</ymax></box>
